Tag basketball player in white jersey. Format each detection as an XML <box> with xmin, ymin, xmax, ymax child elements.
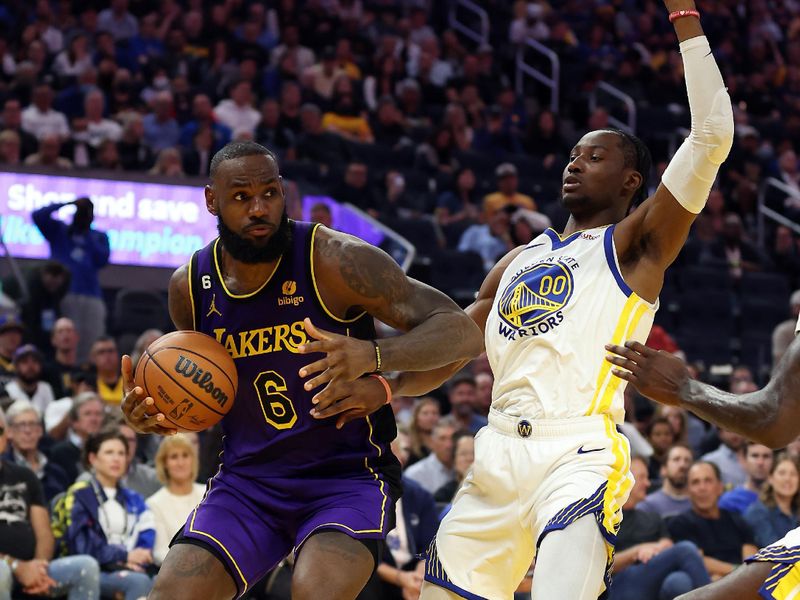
<box><xmin>329</xmin><ymin>2</ymin><xmax>734</xmax><ymax>598</ymax></box>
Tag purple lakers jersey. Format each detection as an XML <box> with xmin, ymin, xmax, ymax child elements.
<box><xmin>188</xmin><ymin>221</ymin><xmax>400</xmax><ymax>488</ymax></box>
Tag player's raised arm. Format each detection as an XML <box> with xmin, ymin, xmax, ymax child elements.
<box><xmin>605</xmin><ymin>338</ymin><xmax>800</xmax><ymax>449</ymax></box>
<box><xmin>614</xmin><ymin>0</ymin><xmax>734</xmax><ymax>300</ymax></box>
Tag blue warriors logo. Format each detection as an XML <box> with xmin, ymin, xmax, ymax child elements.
<box><xmin>498</xmin><ymin>262</ymin><xmax>574</xmax><ymax>334</ymax></box>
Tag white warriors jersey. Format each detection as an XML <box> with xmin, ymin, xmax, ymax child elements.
<box><xmin>485</xmin><ymin>224</ymin><xmax>657</xmax><ymax>423</ymax></box>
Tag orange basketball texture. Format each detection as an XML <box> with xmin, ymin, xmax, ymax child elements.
<box><xmin>134</xmin><ymin>331</ymin><xmax>238</xmax><ymax>432</ymax></box>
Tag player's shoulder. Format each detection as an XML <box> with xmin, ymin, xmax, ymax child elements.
<box><xmin>311</xmin><ymin>224</ymin><xmax>380</xmax><ymax>267</ymax></box>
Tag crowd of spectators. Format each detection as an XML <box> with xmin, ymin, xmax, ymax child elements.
<box><xmin>1</xmin><ymin>0</ymin><xmax>800</xmax><ymax>598</ymax></box>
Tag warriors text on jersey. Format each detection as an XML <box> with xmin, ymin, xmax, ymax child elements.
<box><xmin>485</xmin><ymin>224</ymin><xmax>657</xmax><ymax>423</ymax></box>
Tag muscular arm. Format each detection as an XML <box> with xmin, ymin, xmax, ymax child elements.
<box><xmin>614</xmin><ymin>3</ymin><xmax>728</xmax><ymax>302</ymax></box>
<box><xmin>168</xmin><ymin>263</ymin><xmax>194</xmax><ymax>331</ymax></box>
<box><xmin>314</xmin><ymin>228</ymin><xmax>483</xmax><ymax>374</ymax></box>
<box><xmin>387</xmin><ymin>246</ymin><xmax>527</xmax><ymax>397</ymax></box>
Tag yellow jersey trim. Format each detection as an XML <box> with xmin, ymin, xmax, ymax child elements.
<box><xmin>187</xmin><ymin>253</ymin><xmax>196</xmax><ymax>330</ymax></box>
<box><xmin>309</xmin><ymin>224</ymin><xmax>367</xmax><ymax>324</ymax></box>
<box><xmin>212</xmin><ymin>238</ymin><xmax>282</xmax><ymax>300</ymax></box>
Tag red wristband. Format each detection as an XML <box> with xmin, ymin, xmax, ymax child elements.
<box><xmin>369</xmin><ymin>374</ymin><xmax>392</xmax><ymax>405</ymax></box>
<box><xmin>669</xmin><ymin>9</ymin><xmax>700</xmax><ymax>22</ymax></box>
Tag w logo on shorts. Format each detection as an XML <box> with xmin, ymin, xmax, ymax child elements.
<box><xmin>498</xmin><ymin>262</ymin><xmax>574</xmax><ymax>329</ymax></box>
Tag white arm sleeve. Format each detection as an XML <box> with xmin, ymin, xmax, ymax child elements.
<box><xmin>661</xmin><ymin>35</ymin><xmax>734</xmax><ymax>214</ymax></box>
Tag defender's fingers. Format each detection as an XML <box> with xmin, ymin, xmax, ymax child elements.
<box><xmin>605</xmin><ymin>343</ymin><xmax>641</xmax><ymax>360</ymax></box>
<box><xmin>624</xmin><ymin>340</ymin><xmax>653</xmax><ymax>356</ymax></box>
<box><xmin>304</xmin><ymin>370</ymin><xmax>333</xmax><ymax>395</ymax></box>
<box><xmin>611</xmin><ymin>368</ymin><xmax>636</xmax><ymax>382</ymax></box>
<box><xmin>605</xmin><ymin>355</ymin><xmax>640</xmax><ymax>372</ymax></box>
<box><xmin>312</xmin><ymin>396</ymin><xmax>357</xmax><ymax>420</ymax></box>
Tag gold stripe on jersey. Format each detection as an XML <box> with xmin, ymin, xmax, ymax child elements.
<box><xmin>601</xmin><ymin>414</ymin><xmax>633</xmax><ymax>538</ymax></box>
<box><xmin>212</xmin><ymin>238</ymin><xmax>283</xmax><ymax>299</ymax></box>
<box><xmin>585</xmin><ymin>294</ymin><xmax>650</xmax><ymax>417</ymax></box>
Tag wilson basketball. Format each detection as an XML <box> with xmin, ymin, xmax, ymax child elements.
<box><xmin>134</xmin><ymin>330</ymin><xmax>237</xmax><ymax>432</ymax></box>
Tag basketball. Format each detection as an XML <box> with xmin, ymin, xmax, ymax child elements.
<box><xmin>134</xmin><ymin>330</ymin><xmax>237</xmax><ymax>432</ymax></box>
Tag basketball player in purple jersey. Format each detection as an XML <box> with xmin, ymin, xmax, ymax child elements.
<box><xmin>120</xmin><ymin>141</ymin><xmax>483</xmax><ymax>600</ymax></box>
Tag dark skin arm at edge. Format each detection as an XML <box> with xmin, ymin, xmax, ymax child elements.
<box><xmin>606</xmin><ymin>338</ymin><xmax>800</xmax><ymax>449</ymax></box>
<box><xmin>386</xmin><ymin>246</ymin><xmax>527</xmax><ymax>397</ymax></box>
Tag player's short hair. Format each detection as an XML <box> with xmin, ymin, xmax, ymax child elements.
<box><xmin>210</xmin><ymin>141</ymin><xmax>278</xmax><ymax>179</ymax></box>
<box><xmin>597</xmin><ymin>128</ymin><xmax>652</xmax><ymax>207</ymax></box>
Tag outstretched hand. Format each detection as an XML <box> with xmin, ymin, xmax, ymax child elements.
<box><xmin>120</xmin><ymin>355</ymin><xmax>178</xmax><ymax>436</ymax></box>
<box><xmin>298</xmin><ymin>318</ymin><xmax>378</xmax><ymax>405</ymax></box>
<box><xmin>604</xmin><ymin>341</ymin><xmax>689</xmax><ymax>407</ymax></box>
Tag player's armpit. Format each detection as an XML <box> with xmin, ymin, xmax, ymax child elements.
<box><xmin>168</xmin><ymin>262</ymin><xmax>194</xmax><ymax>331</ymax></box>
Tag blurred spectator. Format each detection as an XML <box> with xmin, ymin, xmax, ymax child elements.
<box><xmin>0</xmin><ymin>129</ymin><xmax>21</xmax><ymax>166</ymax></box>
<box><xmin>143</xmin><ymin>91</ymin><xmax>180</xmax><ymax>153</ymax></box>
<box><xmin>24</xmin><ymin>134</ymin><xmax>73</xmax><ymax>169</ymax></box>
<box><xmin>181</xmin><ymin>127</ymin><xmax>213</xmax><ymax>177</ymax></box>
<box><xmin>148</xmin><ymin>147</ymin><xmax>184</xmax><ymax>177</ymax></box>
<box><xmin>255</xmin><ymin>98</ymin><xmax>296</xmax><ymax>159</ymax></box>
<box><xmin>446</xmin><ymin>374</ymin><xmax>487</xmax><ymax>434</ymax></box>
<box><xmin>609</xmin><ymin>457</ymin><xmax>710</xmax><ymax>600</ymax></box>
<box><xmin>3</xmin><ymin>400</ymin><xmax>70</xmax><ymax>500</ymax></box>
<box><xmin>16</xmin><ymin>261</ymin><xmax>70</xmax><ymax>357</ymax></box>
<box><xmin>118</xmin><ymin>424</ymin><xmax>159</xmax><ymax>498</ymax></box>
<box><xmin>270</xmin><ymin>24</ymin><xmax>315</xmax><ymax>72</ymax></box>
<box><xmin>509</xmin><ymin>1</ymin><xmax>549</xmax><ymax>44</ymax></box>
<box><xmin>404</xmin><ymin>416</ymin><xmax>457</xmax><ymax>495</ymax></box>
<box><xmin>52</xmin><ymin>429</ymin><xmax>156</xmax><ymax>598</ymax></box>
<box><xmin>44</xmin><ymin>317</ymin><xmax>80</xmax><ymax>401</ymax></box>
<box><xmin>21</xmin><ymin>82</ymin><xmax>70</xmax><ymax>141</ymax></box>
<box><xmin>97</xmin><ymin>0</ymin><xmax>138</xmax><ymax>42</ymax></box>
<box><xmin>0</xmin><ymin>315</ymin><xmax>25</xmax><ymax>392</ymax></box>
<box><xmin>1</xmin><ymin>99</ymin><xmax>38</xmax><ymax>158</ymax></box>
<box><xmin>361</xmin><ymin>428</ymin><xmax>436</xmax><ymax>600</ymax></box>
<box><xmin>524</xmin><ymin>109</ymin><xmax>570</xmax><ymax>169</ymax></box>
<box><xmin>179</xmin><ymin>94</ymin><xmax>232</xmax><ymax>154</ymax></box>
<box><xmin>363</xmin><ymin>56</ymin><xmax>404</xmax><ymax>112</ymax></box>
<box><xmin>146</xmin><ymin>434</ymin><xmax>205</xmax><ymax>565</ymax></box>
<box><xmin>330</xmin><ymin>161</ymin><xmax>379</xmax><ymax>214</ymax></box>
<box><xmin>704</xmin><ymin>213</ymin><xmax>768</xmax><ymax>279</ymax></box>
<box><xmin>483</xmin><ymin>163</ymin><xmax>537</xmax><ymax>218</ymax></box>
<box><xmin>668</xmin><ymin>462</ymin><xmax>757</xmax><ymax>580</ymax></box>
<box><xmin>662</xmin><ymin>405</ymin><xmax>705</xmax><ymax>457</ymax></box>
<box><xmin>771</xmin><ymin>227</ymin><xmax>800</xmax><ymax>289</ymax></box>
<box><xmin>53</xmin><ymin>32</ymin><xmax>92</xmax><ymax>80</ymax></box>
<box><xmin>48</xmin><ymin>391</ymin><xmax>104</xmax><ymax>483</ymax></box>
<box><xmin>129</xmin><ymin>329</ymin><xmax>163</xmax><ymax>373</ymax></box>
<box><xmin>0</xmin><ymin>407</ymin><xmax>101</xmax><ymax>600</ymax></box>
<box><xmin>214</xmin><ymin>80</ymin><xmax>261</xmax><ymax>139</ymax></box>
<box><xmin>472</xmin><ymin>105</ymin><xmax>523</xmax><ymax>156</ymax></box>
<box><xmin>396</xmin><ymin>78</ymin><xmax>431</xmax><ymax>130</ymax></box>
<box><xmin>743</xmin><ymin>453</ymin><xmax>800</xmax><ymax>548</ymax></box>
<box><xmin>474</xmin><ymin>371</ymin><xmax>493</xmax><ymax>417</ymax></box>
<box><xmin>458</xmin><ymin>206</ymin><xmax>514</xmax><ymax>273</ymax></box>
<box><xmin>509</xmin><ymin>209</ymin><xmax>551</xmax><ymax>246</ymax></box>
<box><xmin>304</xmin><ymin>47</ymin><xmax>347</xmax><ymax>101</ymax></box>
<box><xmin>44</xmin><ymin>371</ymin><xmax>96</xmax><ymax>442</ymax></box>
<box><xmin>5</xmin><ymin>345</ymin><xmax>55</xmax><ymax>414</ymax></box>
<box><xmin>435</xmin><ymin>167</ymin><xmax>480</xmax><ymax>233</ymax></box>
<box><xmin>295</xmin><ymin>103</ymin><xmax>352</xmax><ymax>168</ymax></box>
<box><xmin>72</xmin><ymin>89</ymin><xmax>122</xmax><ymax>152</ymax></box>
<box><xmin>322</xmin><ymin>76</ymin><xmax>374</xmax><ymax>143</ymax></box>
<box><xmin>638</xmin><ymin>444</ymin><xmax>694</xmax><ymax>519</ymax></box>
<box><xmin>701</xmin><ymin>429</ymin><xmax>747</xmax><ymax>488</ymax></box>
<box><xmin>309</xmin><ymin>203</ymin><xmax>333</xmax><ymax>229</ymax></box>
<box><xmin>773</xmin><ymin>290</ymin><xmax>800</xmax><ymax>367</ymax></box>
<box><xmin>369</xmin><ymin>96</ymin><xmax>408</xmax><ymax>149</ymax></box>
<box><xmin>434</xmin><ymin>430</ymin><xmax>475</xmax><ymax>503</ymax></box>
<box><xmin>718</xmin><ymin>443</ymin><xmax>773</xmax><ymax>515</ymax></box>
<box><xmin>117</xmin><ymin>112</ymin><xmax>153</xmax><ymax>171</ymax></box>
<box><xmin>126</xmin><ymin>13</ymin><xmax>164</xmax><ymax>72</ymax></box>
<box><xmin>89</xmin><ymin>337</ymin><xmax>122</xmax><ymax>407</ymax></box>
<box><xmin>646</xmin><ymin>417</ymin><xmax>675</xmax><ymax>490</ymax></box>
<box><xmin>414</xmin><ymin>127</ymin><xmax>458</xmax><ymax>175</ymax></box>
<box><xmin>32</xmin><ymin>198</ymin><xmax>110</xmax><ymax>363</ymax></box>
<box><xmin>407</xmin><ymin>397</ymin><xmax>440</xmax><ymax>467</ymax></box>
<box><xmin>442</xmin><ymin>103</ymin><xmax>473</xmax><ymax>152</ymax></box>
<box><xmin>93</xmin><ymin>139</ymin><xmax>122</xmax><ymax>170</ymax></box>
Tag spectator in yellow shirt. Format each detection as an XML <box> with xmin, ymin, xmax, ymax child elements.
<box><xmin>482</xmin><ymin>162</ymin><xmax>537</xmax><ymax>218</ymax></box>
<box><xmin>322</xmin><ymin>76</ymin><xmax>374</xmax><ymax>143</ymax></box>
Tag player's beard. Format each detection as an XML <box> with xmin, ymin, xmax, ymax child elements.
<box><xmin>217</xmin><ymin>211</ymin><xmax>292</xmax><ymax>264</ymax></box>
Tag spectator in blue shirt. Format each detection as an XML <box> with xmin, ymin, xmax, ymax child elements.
<box><xmin>458</xmin><ymin>206</ymin><xmax>514</xmax><ymax>272</ymax></box>
<box><xmin>719</xmin><ymin>442</ymin><xmax>773</xmax><ymax>515</ymax></box>
<box><xmin>142</xmin><ymin>91</ymin><xmax>180</xmax><ymax>153</ymax></box>
<box><xmin>32</xmin><ymin>198</ymin><xmax>110</xmax><ymax>363</ymax></box>
<box><xmin>744</xmin><ymin>454</ymin><xmax>800</xmax><ymax>548</ymax></box>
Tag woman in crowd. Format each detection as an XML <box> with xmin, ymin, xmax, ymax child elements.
<box><xmin>434</xmin><ymin>430</ymin><xmax>476</xmax><ymax>504</ymax></box>
<box><xmin>53</xmin><ymin>429</ymin><xmax>156</xmax><ymax>600</ymax></box>
<box><xmin>744</xmin><ymin>453</ymin><xmax>800</xmax><ymax>548</ymax></box>
<box><xmin>147</xmin><ymin>434</ymin><xmax>205</xmax><ymax>565</ymax></box>
<box><xmin>407</xmin><ymin>397</ymin><xmax>441</xmax><ymax>467</ymax></box>
<box><xmin>646</xmin><ymin>417</ymin><xmax>676</xmax><ymax>490</ymax></box>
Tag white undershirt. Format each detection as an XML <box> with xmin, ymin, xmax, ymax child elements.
<box><xmin>99</xmin><ymin>487</ymin><xmax>127</xmax><ymax>545</ymax></box>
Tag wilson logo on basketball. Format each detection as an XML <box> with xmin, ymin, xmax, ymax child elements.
<box><xmin>174</xmin><ymin>355</ymin><xmax>230</xmax><ymax>407</ymax></box>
